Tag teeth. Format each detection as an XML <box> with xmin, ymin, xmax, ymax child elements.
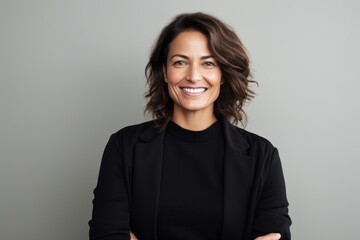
<box><xmin>182</xmin><ymin>88</ymin><xmax>206</xmax><ymax>93</ymax></box>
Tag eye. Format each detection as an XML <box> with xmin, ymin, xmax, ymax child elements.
<box><xmin>173</xmin><ymin>60</ymin><xmax>188</xmax><ymax>67</ymax></box>
<box><xmin>203</xmin><ymin>61</ymin><xmax>216</xmax><ymax>68</ymax></box>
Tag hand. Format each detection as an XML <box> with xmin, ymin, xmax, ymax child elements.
<box><xmin>130</xmin><ymin>231</ymin><xmax>138</xmax><ymax>240</ymax></box>
<box><xmin>255</xmin><ymin>233</ymin><xmax>281</xmax><ymax>240</ymax></box>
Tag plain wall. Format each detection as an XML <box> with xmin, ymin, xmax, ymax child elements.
<box><xmin>1</xmin><ymin>0</ymin><xmax>359</xmax><ymax>239</ymax></box>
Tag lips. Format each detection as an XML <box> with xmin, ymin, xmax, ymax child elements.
<box><xmin>180</xmin><ymin>87</ymin><xmax>207</xmax><ymax>94</ymax></box>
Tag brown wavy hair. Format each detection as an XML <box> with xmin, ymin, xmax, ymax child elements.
<box><xmin>145</xmin><ymin>12</ymin><xmax>257</xmax><ymax>130</ymax></box>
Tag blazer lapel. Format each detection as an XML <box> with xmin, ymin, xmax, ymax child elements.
<box><xmin>131</xmin><ymin>125</ymin><xmax>164</xmax><ymax>240</ymax></box>
<box><xmin>219</xmin><ymin>120</ymin><xmax>255</xmax><ymax>239</ymax></box>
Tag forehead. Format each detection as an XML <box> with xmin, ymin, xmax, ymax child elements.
<box><xmin>168</xmin><ymin>31</ymin><xmax>210</xmax><ymax>55</ymax></box>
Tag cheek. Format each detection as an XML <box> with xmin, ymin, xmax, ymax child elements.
<box><xmin>167</xmin><ymin>82</ymin><xmax>180</xmax><ymax>101</ymax></box>
<box><xmin>207</xmin><ymin>68</ymin><xmax>221</xmax><ymax>80</ymax></box>
<box><xmin>211</xmin><ymin>75</ymin><xmax>222</xmax><ymax>99</ymax></box>
<box><xmin>165</xmin><ymin>70</ymin><xmax>180</xmax><ymax>97</ymax></box>
<box><xmin>166</xmin><ymin>70</ymin><xmax>183</xmax><ymax>85</ymax></box>
<box><xmin>210</xmin><ymin>73</ymin><xmax>222</xmax><ymax>89</ymax></box>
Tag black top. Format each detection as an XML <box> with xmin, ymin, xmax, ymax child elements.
<box><xmin>89</xmin><ymin>120</ymin><xmax>292</xmax><ymax>240</ymax></box>
<box><xmin>157</xmin><ymin>120</ymin><xmax>224</xmax><ymax>240</ymax></box>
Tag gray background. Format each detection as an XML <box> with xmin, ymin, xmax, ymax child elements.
<box><xmin>1</xmin><ymin>0</ymin><xmax>359</xmax><ymax>239</ymax></box>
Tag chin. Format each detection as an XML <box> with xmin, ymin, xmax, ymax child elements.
<box><xmin>177</xmin><ymin>102</ymin><xmax>212</xmax><ymax>112</ymax></box>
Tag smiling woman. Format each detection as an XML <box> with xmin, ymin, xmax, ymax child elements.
<box><xmin>165</xmin><ymin>31</ymin><xmax>222</xmax><ymax>129</ymax></box>
<box><xmin>145</xmin><ymin>12</ymin><xmax>256</xmax><ymax>132</ymax></box>
<box><xmin>89</xmin><ymin>12</ymin><xmax>291</xmax><ymax>240</ymax></box>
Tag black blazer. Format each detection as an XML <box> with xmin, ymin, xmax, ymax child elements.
<box><xmin>89</xmin><ymin>120</ymin><xmax>291</xmax><ymax>240</ymax></box>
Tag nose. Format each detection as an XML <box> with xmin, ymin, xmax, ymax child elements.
<box><xmin>186</xmin><ymin>64</ymin><xmax>202</xmax><ymax>82</ymax></box>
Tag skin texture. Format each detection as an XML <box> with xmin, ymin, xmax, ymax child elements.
<box><xmin>130</xmin><ymin>232</ymin><xmax>138</xmax><ymax>240</ymax></box>
<box><xmin>129</xmin><ymin>31</ymin><xmax>281</xmax><ymax>240</ymax></box>
<box><xmin>255</xmin><ymin>233</ymin><xmax>282</xmax><ymax>240</ymax></box>
<box><xmin>165</xmin><ymin>30</ymin><xmax>222</xmax><ymax>131</ymax></box>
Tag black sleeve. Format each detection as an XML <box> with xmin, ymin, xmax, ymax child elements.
<box><xmin>251</xmin><ymin>148</ymin><xmax>292</xmax><ymax>240</ymax></box>
<box><xmin>89</xmin><ymin>133</ymin><xmax>131</xmax><ymax>240</ymax></box>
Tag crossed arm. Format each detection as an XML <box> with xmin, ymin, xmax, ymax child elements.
<box><xmin>130</xmin><ymin>231</ymin><xmax>282</xmax><ymax>240</ymax></box>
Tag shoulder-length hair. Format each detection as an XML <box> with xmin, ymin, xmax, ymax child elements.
<box><xmin>145</xmin><ymin>12</ymin><xmax>256</xmax><ymax>131</ymax></box>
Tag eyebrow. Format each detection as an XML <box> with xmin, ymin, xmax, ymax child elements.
<box><xmin>169</xmin><ymin>54</ymin><xmax>214</xmax><ymax>60</ymax></box>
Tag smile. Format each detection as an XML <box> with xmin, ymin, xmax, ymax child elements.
<box><xmin>180</xmin><ymin>87</ymin><xmax>207</xmax><ymax>94</ymax></box>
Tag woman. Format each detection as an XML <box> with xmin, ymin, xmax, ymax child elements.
<box><xmin>89</xmin><ymin>12</ymin><xmax>291</xmax><ymax>240</ymax></box>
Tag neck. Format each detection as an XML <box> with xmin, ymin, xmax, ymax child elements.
<box><xmin>171</xmin><ymin>107</ymin><xmax>217</xmax><ymax>131</ymax></box>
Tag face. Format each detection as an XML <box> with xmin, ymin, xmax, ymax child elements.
<box><xmin>165</xmin><ymin>31</ymin><xmax>222</xmax><ymax>117</ymax></box>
